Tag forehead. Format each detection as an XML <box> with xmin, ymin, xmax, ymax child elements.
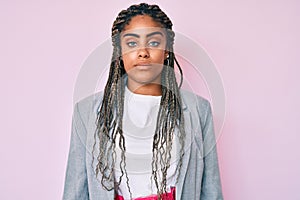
<box><xmin>121</xmin><ymin>15</ymin><xmax>165</xmax><ymax>36</ymax></box>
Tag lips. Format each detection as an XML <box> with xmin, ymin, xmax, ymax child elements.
<box><xmin>135</xmin><ymin>62</ymin><xmax>151</xmax><ymax>66</ymax></box>
<box><xmin>134</xmin><ymin>63</ymin><xmax>152</xmax><ymax>70</ymax></box>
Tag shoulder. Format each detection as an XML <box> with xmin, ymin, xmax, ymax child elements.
<box><xmin>179</xmin><ymin>89</ymin><xmax>213</xmax><ymax>130</ymax></box>
<box><xmin>73</xmin><ymin>91</ymin><xmax>104</xmax><ymax>120</ymax></box>
<box><xmin>180</xmin><ymin>89</ymin><xmax>211</xmax><ymax>111</ymax></box>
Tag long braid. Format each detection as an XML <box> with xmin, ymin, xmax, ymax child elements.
<box><xmin>92</xmin><ymin>3</ymin><xmax>185</xmax><ymax>199</ymax></box>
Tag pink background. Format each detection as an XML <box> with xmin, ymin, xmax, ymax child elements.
<box><xmin>1</xmin><ymin>0</ymin><xmax>299</xmax><ymax>199</ymax></box>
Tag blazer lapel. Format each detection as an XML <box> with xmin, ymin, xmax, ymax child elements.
<box><xmin>175</xmin><ymin>96</ymin><xmax>193</xmax><ymax>200</ymax></box>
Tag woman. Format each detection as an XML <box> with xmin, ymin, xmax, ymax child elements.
<box><xmin>63</xmin><ymin>3</ymin><xmax>223</xmax><ymax>200</ymax></box>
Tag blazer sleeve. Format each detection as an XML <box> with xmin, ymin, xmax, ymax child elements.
<box><xmin>63</xmin><ymin>103</ymin><xmax>89</xmax><ymax>200</ymax></box>
<box><xmin>200</xmin><ymin>101</ymin><xmax>223</xmax><ymax>200</ymax></box>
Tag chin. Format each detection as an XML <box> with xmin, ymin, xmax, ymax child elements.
<box><xmin>128</xmin><ymin>75</ymin><xmax>161</xmax><ymax>85</ymax></box>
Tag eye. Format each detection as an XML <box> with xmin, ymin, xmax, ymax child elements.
<box><xmin>127</xmin><ymin>41</ymin><xmax>137</xmax><ymax>47</ymax></box>
<box><xmin>148</xmin><ymin>41</ymin><xmax>160</xmax><ymax>47</ymax></box>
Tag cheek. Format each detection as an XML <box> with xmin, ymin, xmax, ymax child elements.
<box><xmin>150</xmin><ymin>49</ymin><xmax>166</xmax><ymax>63</ymax></box>
<box><xmin>122</xmin><ymin>52</ymin><xmax>135</xmax><ymax>71</ymax></box>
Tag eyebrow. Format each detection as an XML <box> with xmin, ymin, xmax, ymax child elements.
<box><xmin>122</xmin><ymin>31</ymin><xmax>164</xmax><ymax>38</ymax></box>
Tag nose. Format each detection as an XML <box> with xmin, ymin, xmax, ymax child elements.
<box><xmin>138</xmin><ymin>47</ymin><xmax>150</xmax><ymax>58</ymax></box>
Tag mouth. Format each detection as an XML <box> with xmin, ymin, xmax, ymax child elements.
<box><xmin>134</xmin><ymin>63</ymin><xmax>152</xmax><ymax>70</ymax></box>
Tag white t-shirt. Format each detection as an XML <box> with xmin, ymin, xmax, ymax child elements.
<box><xmin>114</xmin><ymin>86</ymin><xmax>177</xmax><ymax>199</ymax></box>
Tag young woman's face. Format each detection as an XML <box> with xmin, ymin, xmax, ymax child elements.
<box><xmin>120</xmin><ymin>15</ymin><xmax>168</xmax><ymax>90</ymax></box>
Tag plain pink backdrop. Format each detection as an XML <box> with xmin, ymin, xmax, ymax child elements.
<box><xmin>1</xmin><ymin>0</ymin><xmax>299</xmax><ymax>199</ymax></box>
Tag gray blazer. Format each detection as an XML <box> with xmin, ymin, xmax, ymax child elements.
<box><xmin>63</xmin><ymin>89</ymin><xmax>223</xmax><ymax>199</ymax></box>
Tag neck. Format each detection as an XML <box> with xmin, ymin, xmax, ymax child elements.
<box><xmin>127</xmin><ymin>82</ymin><xmax>162</xmax><ymax>96</ymax></box>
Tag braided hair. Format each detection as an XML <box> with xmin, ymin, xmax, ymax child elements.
<box><xmin>92</xmin><ymin>3</ymin><xmax>185</xmax><ymax>199</ymax></box>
